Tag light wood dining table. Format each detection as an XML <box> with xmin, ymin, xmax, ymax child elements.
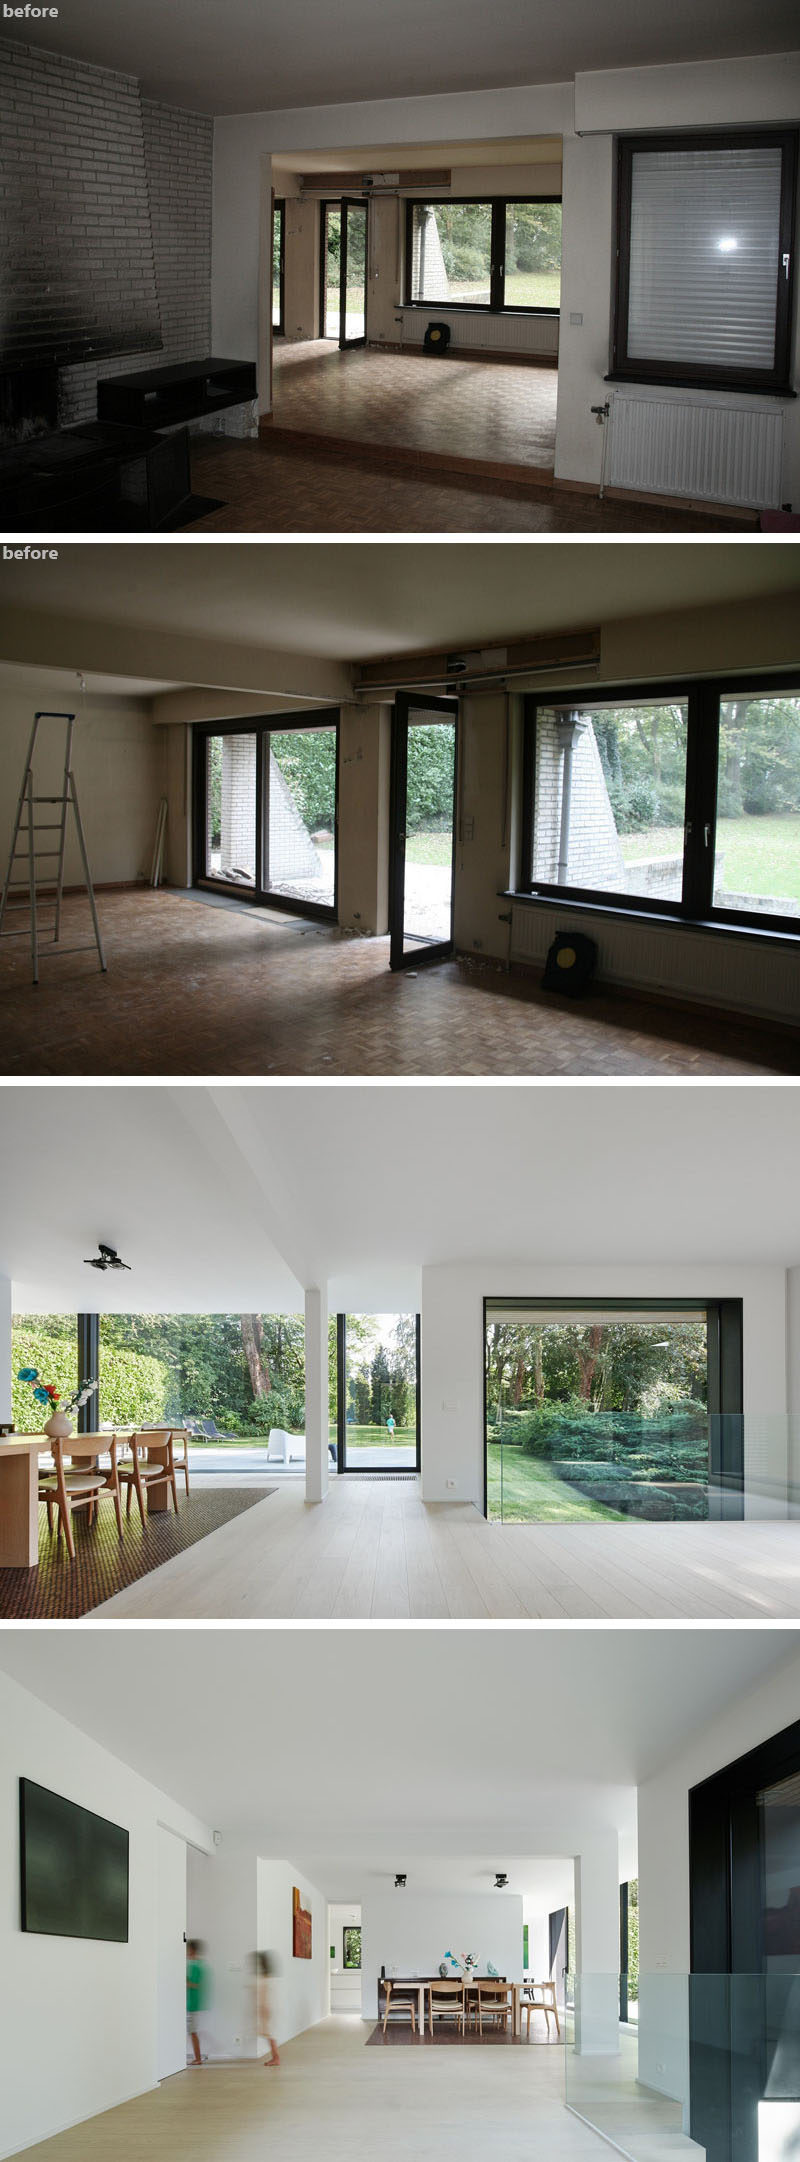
<box><xmin>0</xmin><ymin>1431</ymin><xmax>175</xmax><ymax>1568</ymax></box>
<box><xmin>377</xmin><ymin>1976</ymin><xmax>527</xmax><ymax>2036</ymax></box>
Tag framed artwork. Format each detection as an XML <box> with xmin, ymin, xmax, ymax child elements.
<box><xmin>293</xmin><ymin>1885</ymin><xmax>312</xmax><ymax>1960</ymax></box>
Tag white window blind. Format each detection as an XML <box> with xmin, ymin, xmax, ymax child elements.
<box><xmin>627</xmin><ymin>146</ymin><xmax>782</xmax><ymax>373</ymax></box>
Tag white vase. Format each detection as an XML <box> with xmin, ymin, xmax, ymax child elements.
<box><xmin>43</xmin><ymin>1409</ymin><xmax>74</xmax><ymax>1441</ymax></box>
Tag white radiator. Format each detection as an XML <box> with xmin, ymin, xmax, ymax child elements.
<box><xmin>607</xmin><ymin>389</ymin><xmax>783</xmax><ymax>508</ymax></box>
<box><xmin>397</xmin><ymin>309</ymin><xmax>559</xmax><ymax>358</ymax></box>
<box><xmin>510</xmin><ymin>899</ymin><xmax>800</xmax><ymax>1027</ymax></box>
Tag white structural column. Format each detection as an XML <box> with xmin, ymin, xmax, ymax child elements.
<box><xmin>788</xmin><ymin>1266</ymin><xmax>800</xmax><ymax>1508</ymax></box>
<box><xmin>305</xmin><ymin>1285</ymin><xmax>329</xmax><ymax>1504</ymax></box>
<box><xmin>573</xmin><ymin>1832</ymin><xmax>621</xmax><ymax>2056</ymax></box>
<box><xmin>0</xmin><ymin>1275</ymin><xmax>11</xmax><ymax>1423</ymax></box>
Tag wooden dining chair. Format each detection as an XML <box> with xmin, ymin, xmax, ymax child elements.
<box><xmin>381</xmin><ymin>1981</ymin><xmax>416</xmax><ymax>2034</ymax></box>
<box><xmin>476</xmin><ymin>1980</ymin><xmax>514</xmax><ymax>2035</ymax></box>
<box><xmin>170</xmin><ymin>1427</ymin><xmax>191</xmax><ymax>1498</ymax></box>
<box><xmin>428</xmin><ymin>1979</ymin><xmax>465</xmax><ymax>2034</ymax></box>
<box><xmin>39</xmin><ymin>1435</ymin><xmax>123</xmax><ymax>1562</ymax></box>
<box><xmin>521</xmin><ymin>1980</ymin><xmax>561</xmax><ymax>2038</ymax></box>
<box><xmin>117</xmin><ymin>1428</ymin><xmax>180</xmax><ymax>1524</ymax></box>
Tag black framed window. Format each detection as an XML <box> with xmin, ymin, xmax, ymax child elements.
<box><xmin>619</xmin><ymin>1880</ymin><xmax>639</xmax><ymax>2026</ymax></box>
<box><xmin>612</xmin><ymin>130</ymin><xmax>797</xmax><ymax>394</ymax></box>
<box><xmin>192</xmin><ymin>713</ymin><xmax>339</xmax><ymax>925</ymax></box>
<box><xmin>404</xmin><ymin>197</ymin><xmax>561</xmax><ymax>314</ymax></box>
<box><xmin>335</xmin><ymin>1313</ymin><xmax>421</xmax><ymax>1476</ymax></box>
<box><xmin>343</xmin><ymin>1926</ymin><xmax>362</xmax><ymax>1969</ymax></box>
<box><xmin>272</xmin><ymin>199</ymin><xmax>285</xmax><ymax>336</ymax></box>
<box><xmin>520</xmin><ymin>674</ymin><xmax>800</xmax><ymax>942</ymax></box>
<box><xmin>483</xmin><ymin>1296</ymin><xmax>743</xmax><ymax>1523</ymax></box>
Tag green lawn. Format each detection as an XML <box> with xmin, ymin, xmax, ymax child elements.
<box><xmin>343</xmin><ymin>1424</ymin><xmax>416</xmax><ymax>1451</ymax></box>
<box><xmin>405</xmin><ymin>830</ymin><xmax>454</xmax><ymax>867</ymax></box>
<box><xmin>620</xmin><ymin>813</ymin><xmax>800</xmax><ymax>904</ymax></box>
<box><xmin>443</xmin><ymin>272</ymin><xmax>560</xmax><ymax>310</ymax></box>
<box><xmin>487</xmin><ymin>1444</ymin><xmax>624</xmax><ymax>1523</ymax></box>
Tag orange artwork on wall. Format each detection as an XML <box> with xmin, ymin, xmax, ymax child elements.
<box><xmin>293</xmin><ymin>1884</ymin><xmax>312</xmax><ymax>1959</ymax></box>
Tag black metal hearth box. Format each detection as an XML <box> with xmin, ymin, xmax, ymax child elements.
<box><xmin>97</xmin><ymin>357</ymin><xmax>257</xmax><ymax>429</ymax></box>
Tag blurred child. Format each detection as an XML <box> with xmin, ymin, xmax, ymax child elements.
<box><xmin>251</xmin><ymin>1951</ymin><xmax>280</xmax><ymax>2067</ymax></box>
<box><xmin>186</xmin><ymin>1939</ymin><xmax>210</xmax><ymax>2066</ymax></box>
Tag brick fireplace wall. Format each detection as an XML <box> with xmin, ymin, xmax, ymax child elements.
<box><xmin>0</xmin><ymin>40</ymin><xmax>213</xmax><ymax>427</ymax></box>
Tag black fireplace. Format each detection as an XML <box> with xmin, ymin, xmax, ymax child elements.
<box><xmin>0</xmin><ymin>365</ymin><xmax>59</xmax><ymax>447</ymax></box>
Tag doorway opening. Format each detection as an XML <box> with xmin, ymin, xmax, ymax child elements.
<box><xmin>335</xmin><ymin>1313</ymin><xmax>421</xmax><ymax>1473</ymax></box>
<box><xmin>320</xmin><ymin>199</ymin><xmax>368</xmax><ymax>346</ymax></box>
<box><xmin>389</xmin><ymin>693</ymin><xmax>458</xmax><ymax>970</ymax></box>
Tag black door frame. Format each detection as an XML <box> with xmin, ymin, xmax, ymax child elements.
<box><xmin>690</xmin><ymin>1714</ymin><xmax>800</xmax><ymax>2162</ymax></box>
<box><xmin>336</xmin><ymin>1313</ymin><xmax>422</xmax><ymax>1475</ymax></box>
<box><xmin>389</xmin><ymin>691</ymin><xmax>459</xmax><ymax>971</ymax></box>
<box><xmin>339</xmin><ymin>197</ymin><xmax>368</xmax><ymax>348</ymax></box>
<box><xmin>482</xmin><ymin>1296</ymin><xmax>744</xmax><ymax>1520</ymax></box>
<box><xmin>192</xmin><ymin>711</ymin><xmax>340</xmax><ymax>925</ymax></box>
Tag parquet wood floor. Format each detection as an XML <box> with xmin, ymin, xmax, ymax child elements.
<box><xmin>187</xmin><ymin>433</ymin><xmax>744</xmax><ymax>534</ymax></box>
<box><xmin>93</xmin><ymin>1478</ymin><xmax>800</xmax><ymax>1621</ymax></box>
<box><xmin>0</xmin><ymin>890</ymin><xmax>795</xmax><ymax>1076</ymax></box>
<box><xmin>271</xmin><ymin>342</ymin><xmax>558</xmax><ymax>472</ymax></box>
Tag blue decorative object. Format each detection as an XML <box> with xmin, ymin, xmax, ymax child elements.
<box><xmin>487</xmin><ymin>1962</ymin><xmax>499</xmax><ymax>1978</ymax></box>
<box><xmin>17</xmin><ymin>1368</ymin><xmax>38</xmax><ymax>1383</ymax></box>
<box><xmin>33</xmin><ymin>1387</ymin><xmax>50</xmax><ymax>1402</ymax></box>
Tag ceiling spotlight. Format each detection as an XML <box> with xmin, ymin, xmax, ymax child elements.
<box><xmin>394</xmin><ymin>1873</ymin><xmax>407</xmax><ymax>1889</ymax></box>
<box><xmin>83</xmin><ymin>1243</ymin><xmax>131</xmax><ymax>1272</ymax></box>
<box><xmin>495</xmin><ymin>1873</ymin><xmax>508</xmax><ymax>1888</ymax></box>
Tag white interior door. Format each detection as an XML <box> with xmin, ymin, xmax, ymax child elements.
<box><xmin>157</xmin><ymin>1827</ymin><xmax>188</xmax><ymax>2081</ymax></box>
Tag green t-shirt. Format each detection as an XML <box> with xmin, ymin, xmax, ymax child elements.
<box><xmin>187</xmin><ymin>1959</ymin><xmax>209</xmax><ymax>2014</ymax></box>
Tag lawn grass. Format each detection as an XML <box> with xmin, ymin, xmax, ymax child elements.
<box><xmin>343</xmin><ymin>1425</ymin><xmax>416</xmax><ymax>1451</ymax></box>
<box><xmin>405</xmin><ymin>831</ymin><xmax>454</xmax><ymax>867</ymax></box>
<box><xmin>619</xmin><ymin>813</ymin><xmax>800</xmax><ymax>904</ymax></box>
<box><xmin>445</xmin><ymin>272</ymin><xmax>561</xmax><ymax>310</ymax></box>
<box><xmin>486</xmin><ymin>1444</ymin><xmax>624</xmax><ymax>1524</ymax></box>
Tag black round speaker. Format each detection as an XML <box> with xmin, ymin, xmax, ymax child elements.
<box><xmin>541</xmin><ymin>930</ymin><xmax>598</xmax><ymax>998</ymax></box>
<box><xmin>423</xmin><ymin>320</ymin><xmax>451</xmax><ymax>354</ymax></box>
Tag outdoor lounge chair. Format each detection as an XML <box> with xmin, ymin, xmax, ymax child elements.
<box><xmin>200</xmin><ymin>1417</ymin><xmax>237</xmax><ymax>1441</ymax></box>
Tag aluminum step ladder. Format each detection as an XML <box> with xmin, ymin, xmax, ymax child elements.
<box><xmin>0</xmin><ymin>711</ymin><xmax>106</xmax><ymax>984</ymax></box>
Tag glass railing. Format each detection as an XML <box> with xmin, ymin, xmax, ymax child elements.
<box><xmin>487</xmin><ymin>1414</ymin><xmax>800</xmax><ymax>1525</ymax></box>
<box><xmin>563</xmin><ymin>1972</ymin><xmax>800</xmax><ymax>2161</ymax></box>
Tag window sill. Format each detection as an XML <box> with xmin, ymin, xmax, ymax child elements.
<box><xmin>604</xmin><ymin>373</ymin><xmax>796</xmax><ymax>401</ymax></box>
<box><xmin>501</xmin><ymin>890</ymin><xmax>800</xmax><ymax>953</ymax></box>
<box><xmin>400</xmin><ymin>303</ymin><xmax>560</xmax><ymax>320</ymax></box>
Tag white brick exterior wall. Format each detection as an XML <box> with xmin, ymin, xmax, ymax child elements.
<box><xmin>0</xmin><ymin>41</ymin><xmax>212</xmax><ymax>427</ymax></box>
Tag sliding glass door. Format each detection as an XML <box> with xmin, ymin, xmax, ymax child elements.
<box><xmin>484</xmin><ymin>1298</ymin><xmax>743</xmax><ymax>1523</ymax></box>
<box><xmin>193</xmin><ymin>714</ymin><xmax>338</xmax><ymax>922</ymax></box>
<box><xmin>389</xmin><ymin>693</ymin><xmax>458</xmax><ymax>969</ymax></box>
<box><xmin>336</xmin><ymin>1314</ymin><xmax>420</xmax><ymax>1473</ymax></box>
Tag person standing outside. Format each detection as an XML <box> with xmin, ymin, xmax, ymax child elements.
<box><xmin>186</xmin><ymin>1939</ymin><xmax>210</xmax><ymax>2066</ymax></box>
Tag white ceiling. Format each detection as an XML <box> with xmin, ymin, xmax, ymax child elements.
<box><xmin>2</xmin><ymin>1083</ymin><xmax>799</xmax><ymax>1316</ymax></box>
<box><xmin>1</xmin><ymin>544</ymin><xmax>798</xmax><ymax>669</ymax></box>
<box><xmin>1</xmin><ymin>1630</ymin><xmax>794</xmax><ymax>1894</ymax></box>
<box><xmin>0</xmin><ymin>0</ymin><xmax>794</xmax><ymax>114</ymax></box>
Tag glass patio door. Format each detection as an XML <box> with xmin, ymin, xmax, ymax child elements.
<box><xmin>389</xmin><ymin>693</ymin><xmax>458</xmax><ymax>970</ymax></box>
<box><xmin>194</xmin><ymin>718</ymin><xmax>338</xmax><ymax>922</ymax></box>
<box><xmin>336</xmin><ymin>1314</ymin><xmax>420</xmax><ymax>1473</ymax></box>
<box><xmin>339</xmin><ymin>198</ymin><xmax>367</xmax><ymax>346</ymax></box>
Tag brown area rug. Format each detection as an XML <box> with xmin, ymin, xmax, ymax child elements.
<box><xmin>0</xmin><ymin>1487</ymin><xmax>276</xmax><ymax>1619</ymax></box>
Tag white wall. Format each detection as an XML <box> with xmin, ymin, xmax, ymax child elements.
<box><xmin>0</xmin><ymin>1274</ymin><xmax>11</xmax><ymax>1424</ymax></box>
<box><xmin>637</xmin><ymin>1643</ymin><xmax>800</xmax><ymax>2112</ymax></box>
<box><xmin>329</xmin><ymin>1902</ymin><xmax>362</xmax><ymax>2014</ymax></box>
<box><xmin>157</xmin><ymin>1827</ymin><xmax>187</xmax><ymax>2082</ymax></box>
<box><xmin>0</xmin><ymin>676</ymin><xmax>167</xmax><ymax>891</ymax></box>
<box><xmin>788</xmin><ymin>1267</ymin><xmax>800</xmax><ymax>1496</ymax></box>
<box><xmin>186</xmin><ymin>1840</ymin><xmax>258</xmax><ymax>2060</ymax></box>
<box><xmin>420</xmin><ymin>1260</ymin><xmax>789</xmax><ymax>1507</ymax></box>
<box><xmin>0</xmin><ymin>1669</ymin><xmax>212</xmax><ymax>2160</ymax></box>
<box><xmin>256</xmin><ymin>1858</ymin><xmax>328</xmax><ymax>2045</ymax></box>
<box><xmin>360</xmin><ymin>1890</ymin><xmax>523</xmax><ymax>2020</ymax></box>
